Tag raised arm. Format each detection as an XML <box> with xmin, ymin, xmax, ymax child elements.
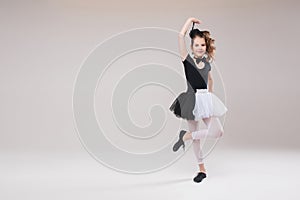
<box><xmin>178</xmin><ymin>17</ymin><xmax>202</xmax><ymax>61</ymax></box>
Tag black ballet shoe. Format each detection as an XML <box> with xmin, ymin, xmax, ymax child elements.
<box><xmin>193</xmin><ymin>172</ymin><xmax>207</xmax><ymax>183</ymax></box>
<box><xmin>172</xmin><ymin>130</ymin><xmax>186</xmax><ymax>152</ymax></box>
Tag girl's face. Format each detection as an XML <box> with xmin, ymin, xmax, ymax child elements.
<box><xmin>191</xmin><ymin>36</ymin><xmax>206</xmax><ymax>58</ymax></box>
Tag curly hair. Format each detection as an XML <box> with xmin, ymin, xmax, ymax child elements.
<box><xmin>189</xmin><ymin>28</ymin><xmax>216</xmax><ymax>63</ymax></box>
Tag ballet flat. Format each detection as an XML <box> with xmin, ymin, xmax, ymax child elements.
<box><xmin>172</xmin><ymin>130</ymin><xmax>186</xmax><ymax>152</ymax></box>
<box><xmin>193</xmin><ymin>172</ymin><xmax>207</xmax><ymax>183</ymax></box>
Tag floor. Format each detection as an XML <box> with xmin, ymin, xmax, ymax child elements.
<box><xmin>1</xmin><ymin>147</ymin><xmax>299</xmax><ymax>200</ymax></box>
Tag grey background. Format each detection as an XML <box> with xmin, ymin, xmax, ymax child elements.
<box><xmin>1</xmin><ymin>0</ymin><xmax>299</xmax><ymax>153</ymax></box>
<box><xmin>1</xmin><ymin>0</ymin><xmax>300</xmax><ymax>199</ymax></box>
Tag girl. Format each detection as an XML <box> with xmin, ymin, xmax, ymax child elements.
<box><xmin>169</xmin><ymin>17</ymin><xmax>228</xmax><ymax>183</ymax></box>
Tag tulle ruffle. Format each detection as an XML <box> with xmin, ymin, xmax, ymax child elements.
<box><xmin>169</xmin><ymin>89</ymin><xmax>227</xmax><ymax>121</ymax></box>
<box><xmin>193</xmin><ymin>89</ymin><xmax>228</xmax><ymax>120</ymax></box>
<box><xmin>169</xmin><ymin>91</ymin><xmax>195</xmax><ymax>120</ymax></box>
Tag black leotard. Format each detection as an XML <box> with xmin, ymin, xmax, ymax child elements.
<box><xmin>182</xmin><ymin>53</ymin><xmax>211</xmax><ymax>92</ymax></box>
<box><xmin>169</xmin><ymin>53</ymin><xmax>212</xmax><ymax>120</ymax></box>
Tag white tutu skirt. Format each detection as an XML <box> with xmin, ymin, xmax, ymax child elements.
<box><xmin>192</xmin><ymin>89</ymin><xmax>228</xmax><ymax>120</ymax></box>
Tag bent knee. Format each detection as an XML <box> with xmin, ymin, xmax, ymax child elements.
<box><xmin>218</xmin><ymin>129</ymin><xmax>224</xmax><ymax>137</ymax></box>
<box><xmin>214</xmin><ymin>128</ymin><xmax>224</xmax><ymax>138</ymax></box>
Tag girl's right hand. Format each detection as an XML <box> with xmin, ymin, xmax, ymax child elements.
<box><xmin>189</xmin><ymin>17</ymin><xmax>201</xmax><ymax>24</ymax></box>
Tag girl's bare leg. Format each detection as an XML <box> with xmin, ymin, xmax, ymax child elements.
<box><xmin>198</xmin><ymin>117</ymin><xmax>212</xmax><ymax>172</ymax></box>
<box><xmin>185</xmin><ymin>117</ymin><xmax>224</xmax><ymax>172</ymax></box>
<box><xmin>187</xmin><ymin>120</ymin><xmax>206</xmax><ymax>173</ymax></box>
<box><xmin>184</xmin><ymin>117</ymin><xmax>223</xmax><ymax>140</ymax></box>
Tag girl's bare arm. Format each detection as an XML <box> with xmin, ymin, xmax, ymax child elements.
<box><xmin>178</xmin><ymin>17</ymin><xmax>202</xmax><ymax>61</ymax></box>
<box><xmin>208</xmin><ymin>71</ymin><xmax>214</xmax><ymax>93</ymax></box>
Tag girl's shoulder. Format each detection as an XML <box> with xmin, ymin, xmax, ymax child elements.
<box><xmin>206</xmin><ymin>58</ymin><xmax>213</xmax><ymax>71</ymax></box>
<box><xmin>208</xmin><ymin>57</ymin><xmax>213</xmax><ymax>64</ymax></box>
<box><xmin>182</xmin><ymin>53</ymin><xmax>192</xmax><ymax>63</ymax></box>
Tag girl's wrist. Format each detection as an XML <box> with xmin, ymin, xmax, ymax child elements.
<box><xmin>188</xmin><ymin>18</ymin><xmax>194</xmax><ymax>23</ymax></box>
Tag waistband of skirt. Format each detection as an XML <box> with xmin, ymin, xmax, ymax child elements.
<box><xmin>196</xmin><ymin>89</ymin><xmax>209</xmax><ymax>93</ymax></box>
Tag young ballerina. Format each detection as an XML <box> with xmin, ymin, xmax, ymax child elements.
<box><xmin>169</xmin><ymin>17</ymin><xmax>228</xmax><ymax>183</ymax></box>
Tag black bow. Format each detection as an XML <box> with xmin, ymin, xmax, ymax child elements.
<box><xmin>194</xmin><ymin>56</ymin><xmax>206</xmax><ymax>64</ymax></box>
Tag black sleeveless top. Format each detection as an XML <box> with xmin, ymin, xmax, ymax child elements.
<box><xmin>182</xmin><ymin>53</ymin><xmax>211</xmax><ymax>92</ymax></box>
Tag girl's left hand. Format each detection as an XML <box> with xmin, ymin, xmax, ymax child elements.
<box><xmin>190</xmin><ymin>17</ymin><xmax>201</xmax><ymax>24</ymax></box>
